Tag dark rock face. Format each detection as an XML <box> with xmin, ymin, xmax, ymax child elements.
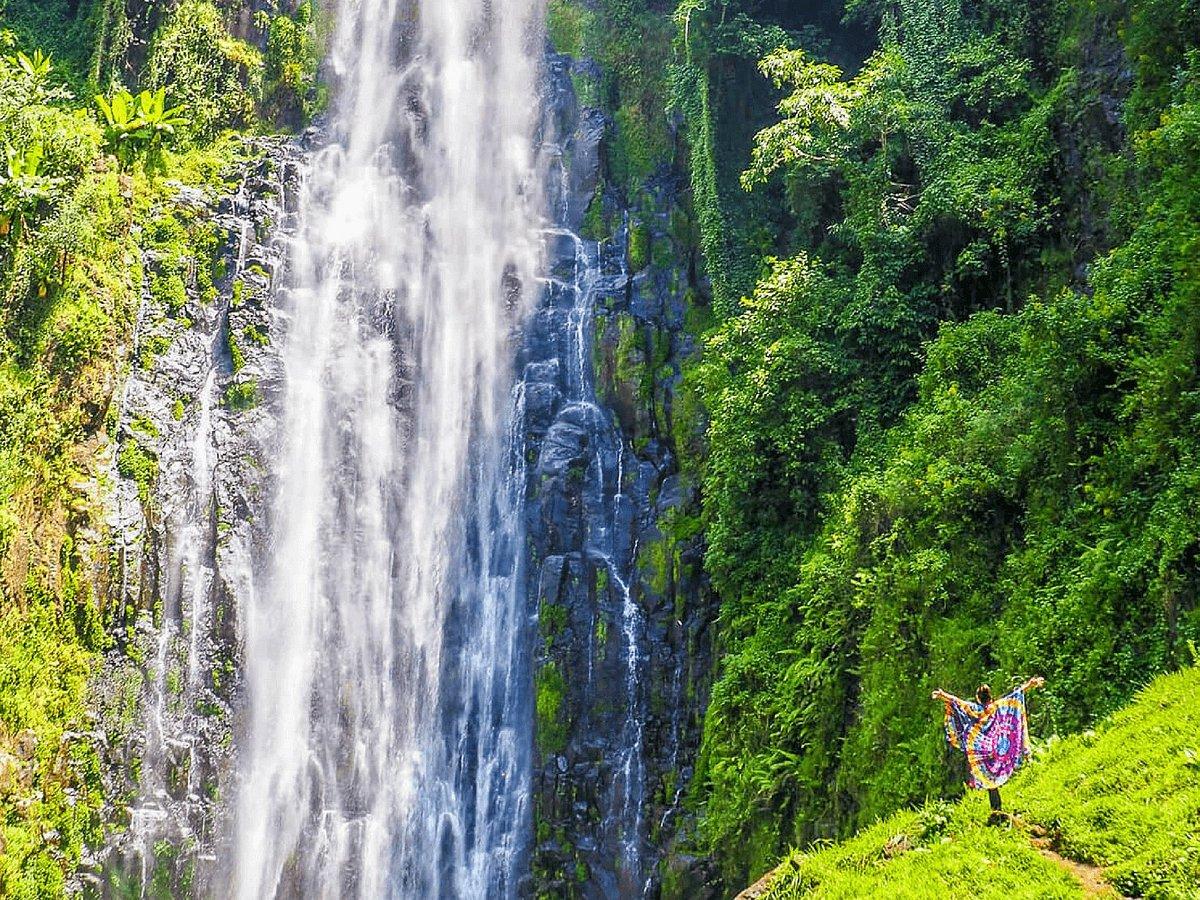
<box><xmin>92</xmin><ymin>139</ymin><xmax>299</xmax><ymax>897</ymax></box>
<box><xmin>88</xmin><ymin>47</ymin><xmax>718</xmax><ymax>900</ymax></box>
<box><xmin>522</xmin><ymin>54</ymin><xmax>719</xmax><ymax>899</ymax></box>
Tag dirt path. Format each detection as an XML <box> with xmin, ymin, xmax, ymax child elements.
<box><xmin>1023</xmin><ymin>823</ymin><xmax>1120</xmax><ymax>898</ymax></box>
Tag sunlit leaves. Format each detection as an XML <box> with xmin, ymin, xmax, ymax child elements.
<box><xmin>95</xmin><ymin>88</ymin><xmax>189</xmax><ymax>170</ymax></box>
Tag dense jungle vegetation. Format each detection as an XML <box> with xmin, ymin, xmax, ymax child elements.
<box><xmin>529</xmin><ymin>0</ymin><xmax>1200</xmax><ymax>891</ymax></box>
<box><xmin>658</xmin><ymin>0</ymin><xmax>1200</xmax><ymax>887</ymax></box>
<box><xmin>0</xmin><ymin>1</ymin><xmax>319</xmax><ymax>893</ymax></box>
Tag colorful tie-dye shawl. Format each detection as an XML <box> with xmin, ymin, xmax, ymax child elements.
<box><xmin>941</xmin><ymin>688</ymin><xmax>1031</xmax><ymax>789</ymax></box>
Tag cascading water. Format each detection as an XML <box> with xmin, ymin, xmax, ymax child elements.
<box><xmin>534</xmin><ymin>192</ymin><xmax>650</xmax><ymax>892</ymax></box>
<box><xmin>234</xmin><ymin>1</ymin><xmax>545</xmax><ymax>897</ymax></box>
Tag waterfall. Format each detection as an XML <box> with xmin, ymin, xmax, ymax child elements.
<box><xmin>234</xmin><ymin>1</ymin><xmax>546</xmax><ymax>896</ymax></box>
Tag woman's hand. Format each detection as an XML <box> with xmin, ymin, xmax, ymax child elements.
<box><xmin>931</xmin><ymin>689</ymin><xmax>948</xmax><ymax>701</ymax></box>
<box><xmin>1024</xmin><ymin>676</ymin><xmax>1045</xmax><ymax>691</ymax></box>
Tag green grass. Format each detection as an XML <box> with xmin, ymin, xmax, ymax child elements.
<box><xmin>1013</xmin><ymin>667</ymin><xmax>1200</xmax><ymax>898</ymax></box>
<box><xmin>759</xmin><ymin>800</ymin><xmax>1081</xmax><ymax>899</ymax></box>
<box><xmin>759</xmin><ymin>667</ymin><xmax>1200</xmax><ymax>899</ymax></box>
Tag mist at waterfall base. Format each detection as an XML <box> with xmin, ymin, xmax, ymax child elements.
<box><xmin>234</xmin><ymin>1</ymin><xmax>545</xmax><ymax>896</ymax></box>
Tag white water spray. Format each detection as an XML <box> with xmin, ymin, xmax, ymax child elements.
<box><xmin>234</xmin><ymin>1</ymin><xmax>545</xmax><ymax>896</ymax></box>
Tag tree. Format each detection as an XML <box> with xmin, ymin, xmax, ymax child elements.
<box><xmin>95</xmin><ymin>89</ymin><xmax>189</xmax><ymax>171</ymax></box>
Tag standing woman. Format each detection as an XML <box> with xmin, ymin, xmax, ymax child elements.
<box><xmin>932</xmin><ymin>676</ymin><xmax>1045</xmax><ymax>824</ymax></box>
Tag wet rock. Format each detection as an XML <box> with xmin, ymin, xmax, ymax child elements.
<box><xmin>95</xmin><ymin>136</ymin><xmax>296</xmax><ymax>895</ymax></box>
<box><xmin>14</xmin><ymin>730</ymin><xmax>37</xmax><ymax>761</ymax></box>
<box><xmin>526</xmin><ymin>52</ymin><xmax>717</xmax><ymax>899</ymax></box>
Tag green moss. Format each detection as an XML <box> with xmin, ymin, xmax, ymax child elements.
<box><xmin>535</xmin><ymin>661</ymin><xmax>568</xmax><ymax>756</ymax></box>
<box><xmin>547</xmin><ymin>0</ymin><xmax>595</xmax><ymax>58</ymax></box>
<box><xmin>138</xmin><ymin>332</ymin><xmax>172</xmax><ymax>368</ymax></box>
<box><xmin>117</xmin><ymin>441</ymin><xmax>158</xmax><ymax>504</ymax></box>
<box><xmin>211</xmin><ymin>656</ymin><xmax>233</xmax><ymax>693</ymax></box>
<box><xmin>194</xmin><ymin>698</ymin><xmax>221</xmax><ymax>718</ymax></box>
<box><xmin>638</xmin><ymin>533</ymin><xmax>672</xmax><ymax>598</ymax></box>
<box><xmin>227</xmin><ymin>330</ymin><xmax>245</xmax><ymax>373</ymax></box>
<box><xmin>581</xmin><ymin>186</ymin><xmax>610</xmax><ymax>241</ymax></box>
<box><xmin>130</xmin><ymin>415</ymin><xmax>159</xmax><ymax>438</ymax></box>
<box><xmin>222</xmin><ymin>381</ymin><xmax>259</xmax><ymax>411</ymax></box>
<box><xmin>609</xmin><ymin>101</ymin><xmax>670</xmax><ymax>189</ymax></box>
<box><xmin>592</xmin><ymin>311</ymin><xmax>609</xmax><ymax>386</ymax></box>
<box><xmin>150</xmin><ymin>269</ymin><xmax>188</xmax><ymax>315</ymax></box>
<box><xmin>628</xmin><ymin>218</ymin><xmax>650</xmax><ymax>271</ymax></box>
<box><xmin>651</xmin><ymin>231</ymin><xmax>676</xmax><ymax>270</ymax></box>
<box><xmin>540</xmin><ymin>602</ymin><xmax>568</xmax><ymax>644</ymax></box>
<box><xmin>147</xmin><ymin>838</ymin><xmax>195</xmax><ymax>899</ymax></box>
<box><xmin>571</xmin><ymin>69</ymin><xmax>603</xmax><ymax>109</ymax></box>
<box><xmin>242</xmin><ymin>323</ymin><xmax>269</xmax><ymax>346</ymax></box>
<box><xmin>614</xmin><ymin>313</ymin><xmax>650</xmax><ymax>404</ymax></box>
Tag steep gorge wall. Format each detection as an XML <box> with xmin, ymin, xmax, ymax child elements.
<box><xmin>0</xmin><ymin>1</ymin><xmax>722</xmax><ymax>894</ymax></box>
<box><xmin>93</xmin><ymin>142</ymin><xmax>298</xmax><ymax>895</ymax></box>
<box><xmin>71</xmin><ymin>17</ymin><xmax>721</xmax><ymax>900</ymax></box>
<box><xmin>525</xmin><ymin>51</ymin><xmax>717</xmax><ymax>898</ymax></box>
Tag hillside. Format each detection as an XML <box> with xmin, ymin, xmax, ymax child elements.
<box><xmin>746</xmin><ymin>666</ymin><xmax>1200</xmax><ymax>899</ymax></box>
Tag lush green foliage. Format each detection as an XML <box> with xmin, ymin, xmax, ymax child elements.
<box><xmin>257</xmin><ymin>0</ymin><xmax>325</xmax><ymax>127</ymax></box>
<box><xmin>95</xmin><ymin>87</ymin><xmax>189</xmax><ymax>170</ymax></box>
<box><xmin>0</xmin><ymin>33</ymin><xmax>135</xmax><ymax>896</ymax></box>
<box><xmin>0</xmin><ymin>1</ymin><xmax>281</xmax><ymax>891</ymax></box>
<box><xmin>685</xmin><ymin>0</ymin><xmax>1200</xmax><ymax>883</ymax></box>
<box><xmin>670</xmin><ymin>3</ymin><xmax>784</xmax><ymax>316</ymax></box>
<box><xmin>546</xmin><ymin>0</ymin><xmax>675</xmax><ymax>195</ymax></box>
<box><xmin>1</xmin><ymin>1</ymin><xmax>95</xmax><ymax>87</ymax></box>
<box><xmin>758</xmin><ymin>666</ymin><xmax>1200</xmax><ymax>898</ymax></box>
<box><xmin>145</xmin><ymin>1</ymin><xmax>261</xmax><ymax>143</ymax></box>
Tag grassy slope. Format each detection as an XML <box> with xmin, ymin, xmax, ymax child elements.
<box><xmin>758</xmin><ymin>666</ymin><xmax>1200</xmax><ymax>899</ymax></box>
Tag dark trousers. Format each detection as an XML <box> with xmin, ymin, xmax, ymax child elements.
<box><xmin>988</xmin><ymin>788</ymin><xmax>1002</xmax><ymax>813</ymax></box>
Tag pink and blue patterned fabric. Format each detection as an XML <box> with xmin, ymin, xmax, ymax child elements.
<box><xmin>941</xmin><ymin>688</ymin><xmax>1030</xmax><ymax>789</ymax></box>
